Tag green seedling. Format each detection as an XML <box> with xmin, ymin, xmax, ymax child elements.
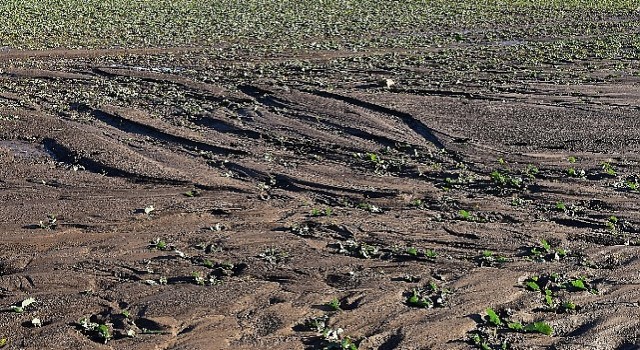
<box><xmin>477</xmin><ymin>250</ymin><xmax>507</xmax><ymax>267</ymax></box>
<box><xmin>526</xmin><ymin>280</ymin><xmax>541</xmax><ymax>292</ymax></box>
<box><xmin>183</xmin><ymin>189</ymin><xmax>201</xmax><ymax>197</ymax></box>
<box><xmin>77</xmin><ymin>317</ymin><xmax>112</xmax><ymax>344</ymax></box>
<box><xmin>555</xmin><ymin>202</ymin><xmax>566</xmax><ymax>211</ymax></box>
<box><xmin>524</xmin><ymin>164</ymin><xmax>539</xmax><ymax>179</ymax></box>
<box><xmin>327</xmin><ymin>297</ymin><xmax>342</xmax><ymax>311</ymax></box>
<box><xmin>529</xmin><ymin>239</ymin><xmax>568</xmax><ymax>262</ymax></box>
<box><xmin>567</xmin><ymin>168</ymin><xmax>585</xmax><ymax>178</ymax></box>
<box><xmin>425</xmin><ymin>249</ymin><xmax>437</xmax><ymax>259</ymax></box>
<box><xmin>310</xmin><ymin>207</ymin><xmax>332</xmax><ymax>217</ymax></box>
<box><xmin>485</xmin><ymin>308</ymin><xmax>502</xmax><ymax>326</ymax></box>
<box><xmin>490</xmin><ymin>170</ymin><xmax>523</xmax><ymax>188</ymax></box>
<box><xmin>544</xmin><ymin>289</ymin><xmax>554</xmax><ymax>307</ymax></box>
<box><xmin>524</xmin><ymin>322</ymin><xmax>554</xmax><ymax>336</ymax></box>
<box><xmin>568</xmin><ymin>156</ymin><xmax>577</xmax><ymax>163</ymax></box>
<box><xmin>560</xmin><ymin>301</ymin><xmax>577</xmax><ymax>312</ymax></box>
<box><xmin>337</xmin><ymin>240</ymin><xmax>380</xmax><ymax>259</ymax></box>
<box><xmin>258</xmin><ymin>247</ymin><xmax>290</xmax><ymax>264</ymax></box>
<box><xmin>406</xmin><ymin>247</ymin><xmax>418</xmax><ymax>257</ymax></box>
<box><xmin>321</xmin><ymin>327</ymin><xmax>358</xmax><ymax>350</ymax></box>
<box><xmin>458</xmin><ymin>209</ymin><xmax>473</xmax><ymax>221</ymax></box>
<box><xmin>357</xmin><ymin>202</ymin><xmax>383</xmax><ymax>213</ymax></box>
<box><xmin>601</xmin><ymin>162</ymin><xmax>616</xmax><ymax>176</ymax></box>
<box><xmin>38</xmin><ymin>214</ymin><xmax>57</xmax><ymax>230</ymax></box>
<box><xmin>305</xmin><ymin>315</ymin><xmax>329</xmax><ymax>332</ymax></box>
<box><xmin>7</xmin><ymin>297</ymin><xmax>36</xmax><ymax>313</ymax></box>
<box><xmin>406</xmin><ymin>282</ymin><xmax>450</xmax><ymax>308</ymax></box>
<box><xmin>149</xmin><ymin>238</ymin><xmax>168</xmax><ymax>251</ymax></box>
<box><xmin>144</xmin><ymin>205</ymin><xmax>155</xmax><ymax>215</ymax></box>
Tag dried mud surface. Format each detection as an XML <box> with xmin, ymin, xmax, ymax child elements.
<box><xmin>3</xmin><ymin>21</ymin><xmax>640</xmax><ymax>350</ymax></box>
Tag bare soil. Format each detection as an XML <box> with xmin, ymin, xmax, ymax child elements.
<box><xmin>2</xmin><ymin>38</ymin><xmax>640</xmax><ymax>349</ymax></box>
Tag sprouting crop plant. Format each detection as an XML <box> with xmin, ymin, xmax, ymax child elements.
<box><xmin>405</xmin><ymin>282</ymin><xmax>451</xmax><ymax>308</ymax></box>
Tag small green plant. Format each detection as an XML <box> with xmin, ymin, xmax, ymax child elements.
<box><xmin>5</xmin><ymin>297</ymin><xmax>36</xmax><ymax>313</ymax></box>
<box><xmin>183</xmin><ymin>189</ymin><xmax>201</xmax><ymax>197</ymax></box>
<box><xmin>477</xmin><ymin>250</ymin><xmax>507</xmax><ymax>267</ymax></box>
<box><xmin>555</xmin><ymin>202</ymin><xmax>566</xmax><ymax>211</ymax></box>
<box><xmin>524</xmin><ymin>322</ymin><xmax>554</xmax><ymax>336</ymax></box>
<box><xmin>321</xmin><ymin>327</ymin><xmax>358</xmax><ymax>350</ymax></box>
<box><xmin>310</xmin><ymin>207</ymin><xmax>333</xmax><ymax>217</ymax></box>
<box><xmin>490</xmin><ymin>170</ymin><xmax>523</xmax><ymax>188</ymax></box>
<box><xmin>601</xmin><ymin>162</ymin><xmax>616</xmax><ymax>176</ymax></box>
<box><xmin>38</xmin><ymin>214</ymin><xmax>57</xmax><ymax>229</ymax></box>
<box><xmin>486</xmin><ymin>308</ymin><xmax>502</xmax><ymax>326</ymax></box>
<box><xmin>524</xmin><ymin>164</ymin><xmax>539</xmax><ymax>179</ymax></box>
<box><xmin>567</xmin><ymin>168</ymin><xmax>586</xmax><ymax>178</ymax></box>
<box><xmin>77</xmin><ymin>317</ymin><xmax>112</xmax><ymax>344</ymax></box>
<box><xmin>528</xmin><ymin>239</ymin><xmax>568</xmax><ymax>262</ymax></box>
<box><xmin>406</xmin><ymin>282</ymin><xmax>450</xmax><ymax>308</ymax></box>
<box><xmin>336</xmin><ymin>240</ymin><xmax>380</xmax><ymax>259</ymax></box>
<box><xmin>458</xmin><ymin>209</ymin><xmax>473</xmax><ymax>221</ymax></box>
<box><xmin>258</xmin><ymin>247</ymin><xmax>290</xmax><ymax>265</ymax></box>
<box><xmin>568</xmin><ymin>156</ymin><xmax>577</xmax><ymax>163</ymax></box>
<box><xmin>357</xmin><ymin>202</ymin><xmax>383</xmax><ymax>213</ymax></box>
<box><xmin>149</xmin><ymin>238</ymin><xmax>169</xmax><ymax>251</ymax></box>
<box><xmin>327</xmin><ymin>297</ymin><xmax>342</xmax><ymax>311</ymax></box>
<box><xmin>143</xmin><ymin>205</ymin><xmax>155</xmax><ymax>215</ymax></box>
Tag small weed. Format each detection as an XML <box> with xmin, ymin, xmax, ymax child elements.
<box><xmin>326</xmin><ymin>297</ymin><xmax>342</xmax><ymax>311</ymax></box>
<box><xmin>528</xmin><ymin>239</ymin><xmax>569</xmax><ymax>262</ymax></box>
<box><xmin>476</xmin><ymin>250</ymin><xmax>507</xmax><ymax>267</ymax></box>
<box><xmin>310</xmin><ymin>207</ymin><xmax>333</xmax><ymax>217</ymax></box>
<box><xmin>77</xmin><ymin>317</ymin><xmax>112</xmax><ymax>344</ymax></box>
<box><xmin>405</xmin><ymin>282</ymin><xmax>451</xmax><ymax>308</ymax></box>
<box><xmin>490</xmin><ymin>170</ymin><xmax>523</xmax><ymax>189</ymax></box>
<box><xmin>143</xmin><ymin>205</ymin><xmax>155</xmax><ymax>215</ymax></box>
<box><xmin>357</xmin><ymin>202</ymin><xmax>383</xmax><ymax>213</ymax></box>
<box><xmin>469</xmin><ymin>308</ymin><xmax>554</xmax><ymax>349</ymax></box>
<box><xmin>3</xmin><ymin>297</ymin><xmax>36</xmax><ymax>313</ymax></box>
<box><xmin>567</xmin><ymin>168</ymin><xmax>586</xmax><ymax>178</ymax></box>
<box><xmin>336</xmin><ymin>240</ymin><xmax>381</xmax><ymax>259</ymax></box>
<box><xmin>403</xmin><ymin>247</ymin><xmax>437</xmax><ymax>261</ymax></box>
<box><xmin>601</xmin><ymin>162</ymin><xmax>617</xmax><ymax>176</ymax></box>
<box><xmin>38</xmin><ymin>214</ymin><xmax>57</xmax><ymax>230</ymax></box>
<box><xmin>259</xmin><ymin>247</ymin><xmax>290</xmax><ymax>265</ymax></box>
<box><xmin>148</xmin><ymin>238</ymin><xmax>169</xmax><ymax>251</ymax></box>
<box><xmin>183</xmin><ymin>189</ymin><xmax>201</xmax><ymax>197</ymax></box>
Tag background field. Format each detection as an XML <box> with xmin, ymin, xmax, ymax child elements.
<box><xmin>1</xmin><ymin>1</ymin><xmax>640</xmax><ymax>349</ymax></box>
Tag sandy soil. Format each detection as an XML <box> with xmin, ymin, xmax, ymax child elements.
<box><xmin>2</xmin><ymin>36</ymin><xmax>640</xmax><ymax>350</ymax></box>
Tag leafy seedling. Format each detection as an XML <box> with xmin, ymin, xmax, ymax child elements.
<box><xmin>524</xmin><ymin>322</ymin><xmax>553</xmax><ymax>336</ymax></box>
<box><xmin>528</xmin><ymin>239</ymin><xmax>569</xmax><ymax>262</ymax></box>
<box><xmin>406</xmin><ymin>282</ymin><xmax>450</xmax><ymax>308</ymax></box>
<box><xmin>357</xmin><ymin>202</ymin><xmax>383</xmax><ymax>213</ymax></box>
<box><xmin>321</xmin><ymin>327</ymin><xmax>358</xmax><ymax>350</ymax></box>
<box><xmin>258</xmin><ymin>247</ymin><xmax>290</xmax><ymax>265</ymax></box>
<box><xmin>326</xmin><ymin>297</ymin><xmax>342</xmax><ymax>311</ymax></box>
<box><xmin>336</xmin><ymin>240</ymin><xmax>381</xmax><ymax>259</ymax></box>
<box><xmin>476</xmin><ymin>250</ymin><xmax>507</xmax><ymax>267</ymax></box>
<box><xmin>38</xmin><ymin>214</ymin><xmax>57</xmax><ymax>230</ymax></box>
<box><xmin>310</xmin><ymin>207</ymin><xmax>333</xmax><ymax>217</ymax></box>
<box><xmin>601</xmin><ymin>162</ymin><xmax>617</xmax><ymax>176</ymax></box>
<box><xmin>4</xmin><ymin>297</ymin><xmax>36</xmax><ymax>313</ymax></box>
<box><xmin>148</xmin><ymin>238</ymin><xmax>169</xmax><ymax>251</ymax></box>
<box><xmin>77</xmin><ymin>317</ymin><xmax>112</xmax><ymax>344</ymax></box>
<box><xmin>183</xmin><ymin>189</ymin><xmax>201</xmax><ymax>197</ymax></box>
<box><xmin>485</xmin><ymin>308</ymin><xmax>502</xmax><ymax>326</ymax></box>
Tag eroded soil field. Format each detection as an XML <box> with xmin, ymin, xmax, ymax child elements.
<box><xmin>2</xmin><ymin>3</ymin><xmax>640</xmax><ymax>350</ymax></box>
